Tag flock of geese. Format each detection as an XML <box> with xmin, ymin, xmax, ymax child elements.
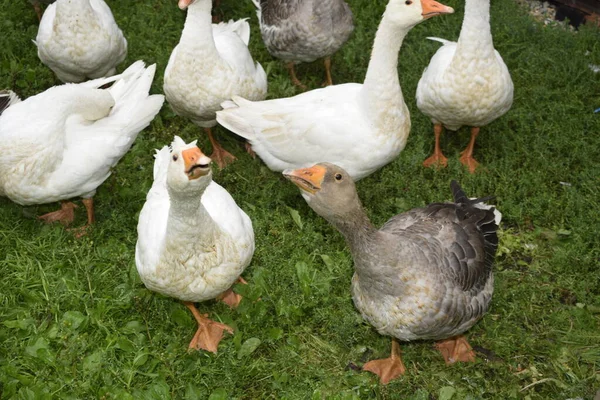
<box><xmin>1</xmin><ymin>0</ymin><xmax>513</xmax><ymax>384</ymax></box>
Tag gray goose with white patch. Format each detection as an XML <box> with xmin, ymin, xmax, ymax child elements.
<box><xmin>284</xmin><ymin>163</ymin><xmax>499</xmax><ymax>384</ymax></box>
<box><xmin>252</xmin><ymin>0</ymin><xmax>354</xmax><ymax>88</ymax></box>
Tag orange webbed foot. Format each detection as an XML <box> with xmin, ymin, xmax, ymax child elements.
<box><xmin>38</xmin><ymin>202</ymin><xmax>78</xmax><ymax>226</ymax></box>
<box><xmin>435</xmin><ymin>335</ymin><xmax>476</xmax><ymax>364</ymax></box>
<box><xmin>188</xmin><ymin>314</ymin><xmax>234</xmax><ymax>353</ymax></box>
<box><xmin>217</xmin><ymin>277</ymin><xmax>247</xmax><ymax>309</ymax></box>
<box><xmin>423</xmin><ymin>152</ymin><xmax>448</xmax><ymax>169</ymax></box>
<box><xmin>363</xmin><ymin>340</ymin><xmax>406</xmax><ymax>384</ymax></box>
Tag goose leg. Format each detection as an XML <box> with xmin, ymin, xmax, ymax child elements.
<box><xmin>323</xmin><ymin>57</ymin><xmax>333</xmax><ymax>87</ymax></box>
<box><xmin>286</xmin><ymin>62</ymin><xmax>307</xmax><ymax>90</ymax></box>
<box><xmin>423</xmin><ymin>123</ymin><xmax>448</xmax><ymax>169</ymax></box>
<box><xmin>363</xmin><ymin>339</ymin><xmax>406</xmax><ymax>384</ymax></box>
<box><xmin>69</xmin><ymin>198</ymin><xmax>95</xmax><ymax>238</ymax></box>
<box><xmin>205</xmin><ymin>127</ymin><xmax>236</xmax><ymax>169</ymax></box>
<box><xmin>459</xmin><ymin>127</ymin><xmax>480</xmax><ymax>173</ymax></box>
<box><xmin>38</xmin><ymin>201</ymin><xmax>78</xmax><ymax>226</ymax></box>
<box><xmin>33</xmin><ymin>1</ymin><xmax>43</xmax><ymax>21</ymax></box>
<box><xmin>435</xmin><ymin>335</ymin><xmax>476</xmax><ymax>364</ymax></box>
<box><xmin>217</xmin><ymin>277</ymin><xmax>247</xmax><ymax>309</ymax></box>
<box><xmin>184</xmin><ymin>302</ymin><xmax>233</xmax><ymax>353</ymax></box>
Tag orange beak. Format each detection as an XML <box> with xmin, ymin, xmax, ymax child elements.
<box><xmin>182</xmin><ymin>147</ymin><xmax>211</xmax><ymax>180</ymax></box>
<box><xmin>283</xmin><ymin>165</ymin><xmax>327</xmax><ymax>194</ymax></box>
<box><xmin>420</xmin><ymin>0</ymin><xmax>454</xmax><ymax>18</ymax></box>
<box><xmin>178</xmin><ymin>0</ymin><xmax>193</xmax><ymax>10</ymax></box>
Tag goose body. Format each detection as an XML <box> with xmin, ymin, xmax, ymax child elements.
<box><xmin>416</xmin><ymin>0</ymin><xmax>513</xmax><ymax>172</ymax></box>
<box><xmin>217</xmin><ymin>0</ymin><xmax>454</xmax><ymax>181</ymax></box>
<box><xmin>164</xmin><ymin>0</ymin><xmax>267</xmax><ymax>167</ymax></box>
<box><xmin>35</xmin><ymin>0</ymin><xmax>127</xmax><ymax>83</ymax></box>
<box><xmin>252</xmin><ymin>0</ymin><xmax>354</xmax><ymax>86</ymax></box>
<box><xmin>135</xmin><ymin>137</ymin><xmax>254</xmax><ymax>352</ymax></box>
<box><xmin>0</xmin><ymin>61</ymin><xmax>164</xmax><ymax>227</ymax></box>
<box><xmin>285</xmin><ymin>163</ymin><xmax>499</xmax><ymax>383</ymax></box>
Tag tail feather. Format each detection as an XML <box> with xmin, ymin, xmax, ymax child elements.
<box><xmin>427</xmin><ymin>37</ymin><xmax>453</xmax><ymax>46</ymax></box>
<box><xmin>216</xmin><ymin>96</ymin><xmax>256</xmax><ymax>140</ymax></box>
<box><xmin>0</xmin><ymin>90</ymin><xmax>21</xmax><ymax>116</ymax></box>
<box><xmin>214</xmin><ymin>19</ymin><xmax>250</xmax><ymax>46</ymax></box>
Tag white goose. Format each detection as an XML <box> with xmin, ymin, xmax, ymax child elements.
<box><xmin>135</xmin><ymin>137</ymin><xmax>255</xmax><ymax>353</ymax></box>
<box><xmin>0</xmin><ymin>61</ymin><xmax>164</xmax><ymax>232</ymax></box>
<box><xmin>216</xmin><ymin>0</ymin><xmax>454</xmax><ymax>181</ymax></box>
<box><xmin>163</xmin><ymin>0</ymin><xmax>267</xmax><ymax>169</ymax></box>
<box><xmin>416</xmin><ymin>0</ymin><xmax>513</xmax><ymax>173</ymax></box>
<box><xmin>35</xmin><ymin>0</ymin><xmax>127</xmax><ymax>83</ymax></box>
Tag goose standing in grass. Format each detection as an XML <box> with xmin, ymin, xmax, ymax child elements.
<box><xmin>285</xmin><ymin>163</ymin><xmax>499</xmax><ymax>384</ymax></box>
<box><xmin>416</xmin><ymin>0</ymin><xmax>513</xmax><ymax>173</ymax></box>
<box><xmin>164</xmin><ymin>0</ymin><xmax>267</xmax><ymax>169</ymax></box>
<box><xmin>217</xmin><ymin>0</ymin><xmax>454</xmax><ymax>181</ymax></box>
<box><xmin>35</xmin><ymin>0</ymin><xmax>127</xmax><ymax>83</ymax></box>
<box><xmin>0</xmin><ymin>61</ymin><xmax>164</xmax><ymax>234</ymax></box>
<box><xmin>29</xmin><ymin>0</ymin><xmax>56</xmax><ymax>21</ymax></box>
<box><xmin>135</xmin><ymin>137</ymin><xmax>255</xmax><ymax>353</ymax></box>
<box><xmin>252</xmin><ymin>0</ymin><xmax>354</xmax><ymax>89</ymax></box>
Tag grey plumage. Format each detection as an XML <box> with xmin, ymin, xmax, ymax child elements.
<box><xmin>286</xmin><ymin>164</ymin><xmax>499</xmax><ymax>344</ymax></box>
<box><xmin>256</xmin><ymin>0</ymin><xmax>354</xmax><ymax>63</ymax></box>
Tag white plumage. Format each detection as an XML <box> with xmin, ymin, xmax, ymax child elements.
<box><xmin>217</xmin><ymin>0</ymin><xmax>454</xmax><ymax>181</ymax></box>
<box><xmin>416</xmin><ymin>0</ymin><xmax>513</xmax><ymax>172</ymax></box>
<box><xmin>135</xmin><ymin>137</ymin><xmax>254</xmax><ymax>352</ymax></box>
<box><xmin>35</xmin><ymin>0</ymin><xmax>127</xmax><ymax>83</ymax></box>
<box><xmin>0</xmin><ymin>61</ymin><xmax>164</xmax><ymax>217</ymax></box>
<box><xmin>163</xmin><ymin>0</ymin><xmax>267</xmax><ymax>168</ymax></box>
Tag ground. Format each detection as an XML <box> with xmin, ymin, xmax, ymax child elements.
<box><xmin>0</xmin><ymin>0</ymin><xmax>599</xmax><ymax>399</ymax></box>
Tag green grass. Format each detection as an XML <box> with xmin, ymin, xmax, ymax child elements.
<box><xmin>1</xmin><ymin>0</ymin><xmax>599</xmax><ymax>398</ymax></box>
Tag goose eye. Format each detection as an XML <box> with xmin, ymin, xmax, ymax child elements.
<box><xmin>405</xmin><ymin>0</ymin><xmax>412</xmax><ymax>4</ymax></box>
<box><xmin>172</xmin><ymin>155</ymin><xmax>178</xmax><ymax>161</ymax></box>
<box><xmin>335</xmin><ymin>173</ymin><xmax>343</xmax><ymax>181</ymax></box>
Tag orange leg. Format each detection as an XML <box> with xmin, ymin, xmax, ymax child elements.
<box><xmin>183</xmin><ymin>302</ymin><xmax>233</xmax><ymax>353</ymax></box>
<box><xmin>38</xmin><ymin>201</ymin><xmax>78</xmax><ymax>226</ymax></box>
<box><xmin>435</xmin><ymin>335</ymin><xmax>476</xmax><ymax>364</ymax></box>
<box><xmin>363</xmin><ymin>339</ymin><xmax>406</xmax><ymax>384</ymax></box>
<box><xmin>459</xmin><ymin>127</ymin><xmax>480</xmax><ymax>173</ymax></box>
<box><xmin>323</xmin><ymin>57</ymin><xmax>333</xmax><ymax>87</ymax></box>
<box><xmin>33</xmin><ymin>2</ymin><xmax>43</xmax><ymax>21</ymax></box>
<box><xmin>217</xmin><ymin>277</ymin><xmax>247</xmax><ymax>309</ymax></box>
<box><xmin>205</xmin><ymin>127</ymin><xmax>236</xmax><ymax>169</ymax></box>
<box><xmin>244</xmin><ymin>141</ymin><xmax>256</xmax><ymax>158</ymax></box>
<box><xmin>423</xmin><ymin>123</ymin><xmax>448</xmax><ymax>169</ymax></box>
<box><xmin>69</xmin><ymin>198</ymin><xmax>95</xmax><ymax>238</ymax></box>
<box><xmin>286</xmin><ymin>62</ymin><xmax>307</xmax><ymax>90</ymax></box>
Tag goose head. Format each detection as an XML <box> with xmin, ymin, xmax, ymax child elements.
<box><xmin>386</xmin><ymin>0</ymin><xmax>454</xmax><ymax>27</ymax></box>
<box><xmin>177</xmin><ymin>0</ymin><xmax>205</xmax><ymax>10</ymax></box>
<box><xmin>284</xmin><ymin>163</ymin><xmax>361</xmax><ymax>221</ymax></box>
<box><xmin>167</xmin><ymin>136</ymin><xmax>212</xmax><ymax>196</ymax></box>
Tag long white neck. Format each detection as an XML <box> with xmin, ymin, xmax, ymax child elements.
<box><xmin>179</xmin><ymin>0</ymin><xmax>218</xmax><ymax>56</ymax></box>
<box><xmin>454</xmin><ymin>0</ymin><xmax>494</xmax><ymax>60</ymax></box>
<box><xmin>166</xmin><ymin>188</ymin><xmax>219</xmax><ymax>247</ymax></box>
<box><xmin>360</xmin><ymin>10</ymin><xmax>410</xmax><ymax>133</ymax></box>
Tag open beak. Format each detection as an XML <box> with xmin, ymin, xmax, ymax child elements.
<box><xmin>283</xmin><ymin>165</ymin><xmax>327</xmax><ymax>195</ymax></box>
<box><xmin>421</xmin><ymin>0</ymin><xmax>454</xmax><ymax>18</ymax></box>
<box><xmin>182</xmin><ymin>147</ymin><xmax>211</xmax><ymax>180</ymax></box>
<box><xmin>178</xmin><ymin>0</ymin><xmax>192</xmax><ymax>10</ymax></box>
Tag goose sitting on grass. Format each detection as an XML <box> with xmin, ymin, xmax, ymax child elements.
<box><xmin>251</xmin><ymin>0</ymin><xmax>354</xmax><ymax>89</ymax></box>
<box><xmin>35</xmin><ymin>0</ymin><xmax>127</xmax><ymax>83</ymax></box>
<box><xmin>163</xmin><ymin>0</ymin><xmax>267</xmax><ymax>169</ymax></box>
<box><xmin>217</xmin><ymin>0</ymin><xmax>454</xmax><ymax>181</ymax></box>
<box><xmin>0</xmin><ymin>61</ymin><xmax>164</xmax><ymax>234</ymax></box>
<box><xmin>285</xmin><ymin>163</ymin><xmax>499</xmax><ymax>384</ymax></box>
<box><xmin>135</xmin><ymin>137</ymin><xmax>255</xmax><ymax>353</ymax></box>
<box><xmin>416</xmin><ymin>0</ymin><xmax>513</xmax><ymax>173</ymax></box>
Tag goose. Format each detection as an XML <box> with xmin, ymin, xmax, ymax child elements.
<box><xmin>416</xmin><ymin>0</ymin><xmax>513</xmax><ymax>173</ymax></box>
<box><xmin>216</xmin><ymin>0</ymin><xmax>454</xmax><ymax>181</ymax></box>
<box><xmin>252</xmin><ymin>0</ymin><xmax>354</xmax><ymax>88</ymax></box>
<box><xmin>284</xmin><ymin>163</ymin><xmax>499</xmax><ymax>384</ymax></box>
<box><xmin>135</xmin><ymin>137</ymin><xmax>255</xmax><ymax>353</ymax></box>
<box><xmin>0</xmin><ymin>61</ymin><xmax>164</xmax><ymax>233</ymax></box>
<box><xmin>163</xmin><ymin>0</ymin><xmax>267</xmax><ymax>169</ymax></box>
<box><xmin>35</xmin><ymin>0</ymin><xmax>127</xmax><ymax>83</ymax></box>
